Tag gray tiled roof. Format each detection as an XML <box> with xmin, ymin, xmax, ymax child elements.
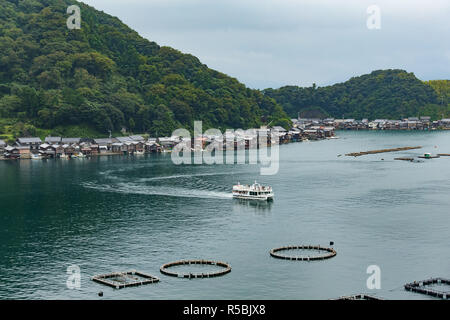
<box><xmin>45</xmin><ymin>137</ymin><xmax>61</xmax><ymax>143</ymax></box>
<box><xmin>94</xmin><ymin>138</ymin><xmax>116</xmax><ymax>145</ymax></box>
<box><xmin>129</xmin><ymin>135</ymin><xmax>145</xmax><ymax>141</ymax></box>
<box><xmin>116</xmin><ymin>136</ymin><xmax>133</xmax><ymax>143</ymax></box>
<box><xmin>18</xmin><ymin>137</ymin><xmax>42</xmax><ymax>144</ymax></box>
<box><xmin>61</xmin><ymin>138</ymin><xmax>81</xmax><ymax>144</ymax></box>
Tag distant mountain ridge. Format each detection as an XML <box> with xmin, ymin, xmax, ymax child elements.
<box><xmin>0</xmin><ymin>0</ymin><xmax>290</xmax><ymax>139</ymax></box>
<box><xmin>264</xmin><ymin>70</ymin><xmax>449</xmax><ymax>120</ymax></box>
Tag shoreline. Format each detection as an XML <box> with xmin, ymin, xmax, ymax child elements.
<box><xmin>2</xmin><ymin>129</ymin><xmax>450</xmax><ymax>162</ymax></box>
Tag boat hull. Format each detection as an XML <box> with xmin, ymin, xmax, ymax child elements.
<box><xmin>232</xmin><ymin>194</ymin><xmax>274</xmax><ymax>201</ymax></box>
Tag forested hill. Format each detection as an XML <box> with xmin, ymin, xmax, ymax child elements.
<box><xmin>0</xmin><ymin>0</ymin><xmax>290</xmax><ymax>139</ymax></box>
<box><xmin>264</xmin><ymin>70</ymin><xmax>449</xmax><ymax>120</ymax></box>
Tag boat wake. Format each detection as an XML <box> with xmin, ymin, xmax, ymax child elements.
<box><xmin>136</xmin><ymin>171</ymin><xmax>234</xmax><ymax>183</ymax></box>
<box><xmin>82</xmin><ymin>181</ymin><xmax>232</xmax><ymax>200</ymax></box>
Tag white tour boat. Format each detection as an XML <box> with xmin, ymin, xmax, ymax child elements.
<box><xmin>232</xmin><ymin>181</ymin><xmax>274</xmax><ymax>201</ymax></box>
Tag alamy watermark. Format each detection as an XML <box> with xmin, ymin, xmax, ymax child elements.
<box><xmin>171</xmin><ymin>121</ymin><xmax>280</xmax><ymax>175</ymax></box>
<box><xmin>366</xmin><ymin>5</ymin><xmax>381</xmax><ymax>30</ymax></box>
<box><xmin>366</xmin><ymin>265</ymin><xmax>381</xmax><ymax>289</ymax></box>
<box><xmin>67</xmin><ymin>5</ymin><xmax>81</xmax><ymax>30</ymax></box>
<box><xmin>66</xmin><ymin>264</ymin><xmax>81</xmax><ymax>289</ymax></box>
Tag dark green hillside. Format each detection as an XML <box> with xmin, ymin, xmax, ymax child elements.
<box><xmin>264</xmin><ymin>70</ymin><xmax>448</xmax><ymax>120</ymax></box>
<box><xmin>0</xmin><ymin>0</ymin><xmax>289</xmax><ymax>139</ymax></box>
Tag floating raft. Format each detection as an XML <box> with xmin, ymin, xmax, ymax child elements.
<box><xmin>160</xmin><ymin>260</ymin><xmax>232</xmax><ymax>279</ymax></box>
<box><xmin>438</xmin><ymin>153</ymin><xmax>450</xmax><ymax>156</ymax></box>
<box><xmin>92</xmin><ymin>270</ymin><xmax>159</xmax><ymax>289</ymax></box>
<box><xmin>404</xmin><ymin>278</ymin><xmax>450</xmax><ymax>299</ymax></box>
<box><xmin>269</xmin><ymin>245</ymin><xmax>336</xmax><ymax>261</ymax></box>
<box><xmin>335</xmin><ymin>294</ymin><xmax>383</xmax><ymax>300</ymax></box>
<box><xmin>346</xmin><ymin>146</ymin><xmax>422</xmax><ymax>157</ymax></box>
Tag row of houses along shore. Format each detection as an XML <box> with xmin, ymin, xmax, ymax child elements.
<box><xmin>295</xmin><ymin>117</ymin><xmax>450</xmax><ymax>130</ymax></box>
<box><xmin>2</xmin><ymin>117</ymin><xmax>450</xmax><ymax>160</ymax></box>
<box><xmin>0</xmin><ymin>125</ymin><xmax>337</xmax><ymax>160</ymax></box>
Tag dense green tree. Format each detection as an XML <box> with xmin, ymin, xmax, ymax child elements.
<box><xmin>264</xmin><ymin>70</ymin><xmax>447</xmax><ymax>120</ymax></box>
<box><xmin>0</xmin><ymin>0</ymin><xmax>291</xmax><ymax>138</ymax></box>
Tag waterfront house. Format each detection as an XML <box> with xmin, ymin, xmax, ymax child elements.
<box><xmin>303</xmin><ymin>129</ymin><xmax>320</xmax><ymax>139</ymax></box>
<box><xmin>62</xmin><ymin>144</ymin><xmax>76</xmax><ymax>156</ymax></box>
<box><xmin>323</xmin><ymin>127</ymin><xmax>336</xmax><ymax>137</ymax></box>
<box><xmin>145</xmin><ymin>141</ymin><xmax>161</xmax><ymax>153</ymax></box>
<box><xmin>126</xmin><ymin>141</ymin><xmax>136</xmax><ymax>153</ymax></box>
<box><xmin>39</xmin><ymin>143</ymin><xmax>56</xmax><ymax>158</ymax></box>
<box><xmin>89</xmin><ymin>144</ymin><xmax>99</xmax><ymax>154</ymax></box>
<box><xmin>80</xmin><ymin>144</ymin><xmax>93</xmax><ymax>156</ymax></box>
<box><xmin>17</xmin><ymin>137</ymin><xmax>42</xmax><ymax>150</ymax></box>
<box><xmin>116</xmin><ymin>137</ymin><xmax>133</xmax><ymax>153</ymax></box>
<box><xmin>439</xmin><ymin>119</ymin><xmax>450</xmax><ymax>128</ymax></box>
<box><xmin>420</xmin><ymin>116</ymin><xmax>431</xmax><ymax>125</ymax></box>
<box><xmin>134</xmin><ymin>141</ymin><xmax>145</xmax><ymax>153</ymax></box>
<box><xmin>115</xmin><ymin>137</ymin><xmax>144</xmax><ymax>154</ymax></box>
<box><xmin>6</xmin><ymin>146</ymin><xmax>31</xmax><ymax>158</ymax></box>
<box><xmin>158</xmin><ymin>137</ymin><xmax>177</xmax><ymax>150</ymax></box>
<box><xmin>288</xmin><ymin>128</ymin><xmax>302</xmax><ymax>142</ymax></box>
<box><xmin>45</xmin><ymin>137</ymin><xmax>62</xmax><ymax>144</ymax></box>
<box><xmin>53</xmin><ymin>144</ymin><xmax>65</xmax><ymax>157</ymax></box>
<box><xmin>112</xmin><ymin>142</ymin><xmax>127</xmax><ymax>154</ymax></box>
<box><xmin>94</xmin><ymin>138</ymin><xmax>117</xmax><ymax>153</ymax></box>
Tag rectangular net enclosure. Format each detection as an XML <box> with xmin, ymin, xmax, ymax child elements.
<box><xmin>92</xmin><ymin>270</ymin><xmax>160</xmax><ymax>289</ymax></box>
<box><xmin>404</xmin><ymin>278</ymin><xmax>450</xmax><ymax>299</ymax></box>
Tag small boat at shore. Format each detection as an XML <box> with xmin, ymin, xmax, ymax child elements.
<box><xmin>232</xmin><ymin>181</ymin><xmax>274</xmax><ymax>201</ymax></box>
<box><xmin>418</xmin><ymin>153</ymin><xmax>440</xmax><ymax>159</ymax></box>
<box><xmin>31</xmin><ymin>153</ymin><xmax>43</xmax><ymax>160</ymax></box>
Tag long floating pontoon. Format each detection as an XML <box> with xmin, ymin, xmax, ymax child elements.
<box><xmin>346</xmin><ymin>146</ymin><xmax>422</xmax><ymax>157</ymax></box>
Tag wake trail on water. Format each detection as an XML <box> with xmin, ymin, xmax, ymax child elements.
<box><xmin>82</xmin><ymin>181</ymin><xmax>232</xmax><ymax>199</ymax></box>
<box><xmin>136</xmin><ymin>171</ymin><xmax>236</xmax><ymax>183</ymax></box>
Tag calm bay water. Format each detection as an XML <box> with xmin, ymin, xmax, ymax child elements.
<box><xmin>0</xmin><ymin>131</ymin><xmax>449</xmax><ymax>300</ymax></box>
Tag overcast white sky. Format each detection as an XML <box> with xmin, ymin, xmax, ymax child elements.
<box><xmin>81</xmin><ymin>0</ymin><xmax>449</xmax><ymax>89</ymax></box>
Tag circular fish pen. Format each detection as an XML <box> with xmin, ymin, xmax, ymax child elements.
<box><xmin>160</xmin><ymin>260</ymin><xmax>232</xmax><ymax>279</ymax></box>
<box><xmin>270</xmin><ymin>245</ymin><xmax>337</xmax><ymax>261</ymax></box>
